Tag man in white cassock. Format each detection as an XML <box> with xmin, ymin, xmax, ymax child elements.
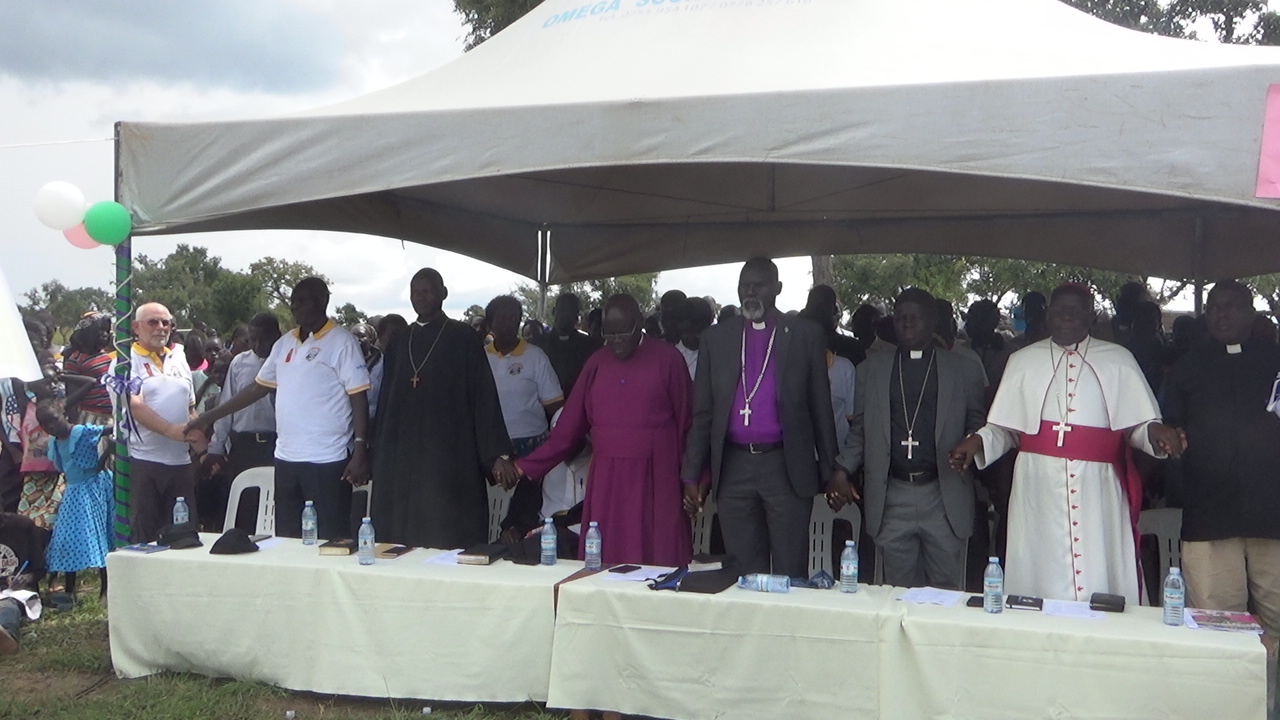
<box><xmin>949</xmin><ymin>284</ymin><xmax>1186</xmax><ymax>604</ymax></box>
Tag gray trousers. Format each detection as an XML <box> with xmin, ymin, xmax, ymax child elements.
<box><xmin>877</xmin><ymin>478</ymin><xmax>966</xmax><ymax>590</ymax></box>
<box><xmin>716</xmin><ymin>447</ymin><xmax>810</xmax><ymax>578</ymax></box>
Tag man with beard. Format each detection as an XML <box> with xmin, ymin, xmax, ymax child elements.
<box><xmin>681</xmin><ymin>258</ymin><xmax>837</xmax><ymax>578</ymax></box>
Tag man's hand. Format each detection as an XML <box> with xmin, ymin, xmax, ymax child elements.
<box><xmin>161</xmin><ymin>422</ymin><xmax>189</xmax><ymax>444</ymax></box>
<box><xmin>682</xmin><ymin>481</ymin><xmax>708</xmax><ymax>517</ymax></box>
<box><xmin>342</xmin><ymin>447</ymin><xmax>371</xmax><ymax>487</ymax></box>
<box><xmin>825</xmin><ymin>467</ymin><xmax>860</xmax><ymax>511</ymax></box>
<box><xmin>948</xmin><ymin>434</ymin><xmax>984</xmax><ymax>474</ymax></box>
<box><xmin>201</xmin><ymin>453</ymin><xmax>227</xmax><ymax>478</ymax></box>
<box><xmin>492</xmin><ymin>456</ymin><xmax>520</xmax><ymax>490</ymax></box>
<box><xmin>1148</xmin><ymin>423</ymin><xmax>1187</xmax><ymax>458</ymax></box>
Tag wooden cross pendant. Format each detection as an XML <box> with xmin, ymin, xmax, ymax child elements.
<box><xmin>410</xmin><ymin>375</ymin><xmax>420</xmax><ymax>388</ymax></box>
<box><xmin>901</xmin><ymin>433</ymin><xmax>919</xmax><ymax>460</ymax></box>
<box><xmin>1052</xmin><ymin>421</ymin><xmax>1072</xmax><ymax>447</ymax></box>
<box><xmin>739</xmin><ymin>403</ymin><xmax>752</xmax><ymax>427</ymax></box>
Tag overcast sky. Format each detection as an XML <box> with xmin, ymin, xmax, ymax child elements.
<box><xmin>0</xmin><ymin>0</ymin><xmax>812</xmax><ymax>322</ymax></box>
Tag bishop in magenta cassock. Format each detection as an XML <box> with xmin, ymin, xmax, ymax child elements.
<box><xmin>517</xmin><ymin>294</ymin><xmax>694</xmax><ymax>567</ymax></box>
<box><xmin>950</xmin><ymin>284</ymin><xmax>1186</xmax><ymax>604</ymax></box>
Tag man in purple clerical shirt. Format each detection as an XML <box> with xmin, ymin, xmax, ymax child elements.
<box><xmin>681</xmin><ymin>258</ymin><xmax>838</xmax><ymax>577</ymax></box>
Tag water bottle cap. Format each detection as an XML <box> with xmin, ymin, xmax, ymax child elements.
<box><xmin>176</xmin><ymin>497</ymin><xmax>185</xmax><ymax>502</ymax></box>
<box><xmin>589</xmin><ymin>521</ymin><xmax>598</xmax><ymax>527</ymax></box>
<box><xmin>545</xmin><ymin>517</ymin><xmax>554</xmax><ymax>524</ymax></box>
<box><xmin>988</xmin><ymin>557</ymin><xmax>1000</xmax><ymax>563</ymax></box>
<box><xmin>845</xmin><ymin>540</ymin><xmax>855</xmax><ymax>547</ymax></box>
<box><xmin>362</xmin><ymin>516</ymin><xmax>371</xmax><ymax>523</ymax></box>
<box><xmin>1170</xmin><ymin>567</ymin><xmax>1181</xmax><ymax>574</ymax></box>
<box><xmin>304</xmin><ymin>500</ymin><xmax>314</xmax><ymax>506</ymax></box>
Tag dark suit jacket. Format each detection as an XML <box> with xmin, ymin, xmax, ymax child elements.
<box><xmin>681</xmin><ymin>313</ymin><xmax>837</xmax><ymax>498</ymax></box>
<box><xmin>836</xmin><ymin>348</ymin><xmax>986</xmax><ymax>538</ymax></box>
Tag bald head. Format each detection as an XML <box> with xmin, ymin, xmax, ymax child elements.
<box><xmin>132</xmin><ymin>302</ymin><xmax>174</xmax><ymax>353</ymax></box>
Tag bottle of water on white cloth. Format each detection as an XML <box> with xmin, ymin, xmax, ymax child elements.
<box><xmin>1163</xmin><ymin>567</ymin><xmax>1185</xmax><ymax>626</ymax></box>
<box><xmin>301</xmin><ymin>501</ymin><xmax>318</xmax><ymax>545</ymax></box>
<box><xmin>357</xmin><ymin>517</ymin><xmax>375</xmax><ymax>565</ymax></box>
<box><xmin>584</xmin><ymin>521</ymin><xmax>602</xmax><ymax>570</ymax></box>
<box><xmin>983</xmin><ymin>557</ymin><xmax>1004</xmax><ymax>613</ymax></box>
<box><xmin>738</xmin><ymin>574</ymin><xmax>790</xmax><ymax>593</ymax></box>
<box><xmin>173</xmin><ymin>496</ymin><xmax>189</xmax><ymax>526</ymax></box>
<box><xmin>540</xmin><ymin>517</ymin><xmax>557</xmax><ymax>565</ymax></box>
<box><xmin>839</xmin><ymin>540</ymin><xmax>859</xmax><ymax>593</ymax></box>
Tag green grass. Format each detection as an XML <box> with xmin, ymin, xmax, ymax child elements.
<box><xmin>1</xmin><ymin>576</ymin><xmax>568</xmax><ymax>720</ymax></box>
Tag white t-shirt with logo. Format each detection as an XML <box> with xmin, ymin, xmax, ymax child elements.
<box><xmin>486</xmin><ymin>340</ymin><xmax>563</xmax><ymax>440</ymax></box>
<box><xmin>110</xmin><ymin>343</ymin><xmax>195</xmax><ymax>466</ymax></box>
<box><xmin>256</xmin><ymin>321</ymin><xmax>371</xmax><ymax>464</ymax></box>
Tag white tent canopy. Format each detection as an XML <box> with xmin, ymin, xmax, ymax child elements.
<box><xmin>118</xmin><ymin>0</ymin><xmax>1280</xmax><ymax>283</ymax></box>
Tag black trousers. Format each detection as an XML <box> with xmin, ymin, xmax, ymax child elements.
<box><xmin>274</xmin><ymin>458</ymin><xmax>351</xmax><ymax>540</ymax></box>
<box><xmin>715</xmin><ymin>447</ymin><xmax>810</xmax><ymax>578</ymax></box>
<box><xmin>130</xmin><ymin>459</ymin><xmax>196</xmax><ymax>543</ymax></box>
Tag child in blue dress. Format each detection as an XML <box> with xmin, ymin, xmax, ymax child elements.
<box><xmin>35</xmin><ymin>403</ymin><xmax>111</xmax><ymax>600</ymax></box>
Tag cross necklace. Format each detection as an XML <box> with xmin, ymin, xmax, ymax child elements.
<box><xmin>1049</xmin><ymin>336</ymin><xmax>1090</xmax><ymax>447</ymax></box>
<box><xmin>896</xmin><ymin>350</ymin><xmax>935</xmax><ymax>460</ymax></box>
<box><xmin>738</xmin><ymin>322</ymin><xmax>777</xmax><ymax>427</ymax></box>
<box><xmin>407</xmin><ymin>321</ymin><xmax>447</xmax><ymax>388</ymax></box>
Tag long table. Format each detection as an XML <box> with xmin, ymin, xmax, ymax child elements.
<box><xmin>108</xmin><ymin>535</ymin><xmax>579</xmax><ymax>703</ymax></box>
<box><xmin>549</xmin><ymin>574</ymin><xmax>1269</xmax><ymax>720</ymax></box>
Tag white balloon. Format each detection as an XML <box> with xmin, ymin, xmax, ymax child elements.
<box><xmin>33</xmin><ymin>181</ymin><xmax>87</xmax><ymax>231</ymax></box>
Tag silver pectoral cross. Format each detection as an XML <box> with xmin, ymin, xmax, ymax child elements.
<box><xmin>1052</xmin><ymin>421</ymin><xmax>1072</xmax><ymax>447</ymax></box>
<box><xmin>901</xmin><ymin>433</ymin><xmax>919</xmax><ymax>460</ymax></box>
<box><xmin>739</xmin><ymin>403</ymin><xmax>752</xmax><ymax>427</ymax></box>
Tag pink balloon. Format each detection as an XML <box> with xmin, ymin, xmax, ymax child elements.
<box><xmin>63</xmin><ymin>223</ymin><xmax>99</xmax><ymax>249</ymax></box>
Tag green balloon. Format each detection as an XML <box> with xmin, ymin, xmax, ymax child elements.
<box><xmin>83</xmin><ymin>201</ymin><xmax>132</xmax><ymax>246</ymax></box>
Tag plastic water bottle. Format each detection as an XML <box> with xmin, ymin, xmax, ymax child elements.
<box><xmin>173</xmin><ymin>496</ymin><xmax>190</xmax><ymax>525</ymax></box>
<box><xmin>540</xmin><ymin>517</ymin><xmax>557</xmax><ymax>565</ymax></box>
<box><xmin>737</xmin><ymin>573</ymin><xmax>791</xmax><ymax>593</ymax></box>
<box><xmin>584</xmin><ymin>521</ymin><xmax>602</xmax><ymax>570</ymax></box>
<box><xmin>1163</xmin><ymin>567</ymin><xmax>1185</xmax><ymax>626</ymax></box>
<box><xmin>983</xmin><ymin>556</ymin><xmax>1004</xmax><ymax>613</ymax></box>
<box><xmin>301</xmin><ymin>501</ymin><xmax>318</xmax><ymax>545</ymax></box>
<box><xmin>839</xmin><ymin>540</ymin><xmax>859</xmax><ymax>593</ymax></box>
<box><xmin>357</xmin><ymin>517</ymin><xmax>375</xmax><ymax>565</ymax></box>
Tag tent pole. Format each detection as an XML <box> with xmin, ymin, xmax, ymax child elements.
<box><xmin>1193</xmin><ymin>216</ymin><xmax>1205</xmax><ymax>315</ymax></box>
<box><xmin>111</xmin><ymin>122</ymin><xmax>134</xmax><ymax>547</ymax></box>
<box><xmin>538</xmin><ymin>227</ymin><xmax>549</xmax><ymax>322</ymax></box>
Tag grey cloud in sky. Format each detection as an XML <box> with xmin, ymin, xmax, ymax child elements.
<box><xmin>0</xmin><ymin>0</ymin><xmax>343</xmax><ymax>93</ymax></box>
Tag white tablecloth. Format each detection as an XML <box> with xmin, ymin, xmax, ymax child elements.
<box><xmin>108</xmin><ymin>536</ymin><xmax>580</xmax><ymax>702</ymax></box>
<box><xmin>550</xmin><ymin>577</ymin><xmax>1268</xmax><ymax>720</ymax></box>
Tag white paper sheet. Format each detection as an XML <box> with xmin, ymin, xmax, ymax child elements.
<box><xmin>897</xmin><ymin>587</ymin><xmax>965</xmax><ymax>606</ymax></box>
<box><xmin>424</xmin><ymin>549</ymin><xmax>464</xmax><ymax>566</ymax></box>
<box><xmin>256</xmin><ymin>537</ymin><xmax>287</xmax><ymax>550</ymax></box>
<box><xmin>1042</xmin><ymin>599</ymin><xmax>1105</xmax><ymax>620</ymax></box>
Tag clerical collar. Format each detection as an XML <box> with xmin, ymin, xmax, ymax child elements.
<box><xmin>751</xmin><ymin>321</ymin><xmax>766</xmax><ymax>331</ymax></box>
<box><xmin>1226</xmin><ymin>343</ymin><xmax>1243</xmax><ymax>355</ymax></box>
<box><xmin>898</xmin><ymin>346</ymin><xmax>931</xmax><ymax>361</ymax></box>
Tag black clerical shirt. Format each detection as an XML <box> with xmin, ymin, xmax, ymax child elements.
<box><xmin>889</xmin><ymin>347</ymin><xmax>939</xmax><ymax>478</ymax></box>
<box><xmin>1165</xmin><ymin>341</ymin><xmax>1280</xmax><ymax>542</ymax></box>
<box><xmin>535</xmin><ymin>331</ymin><xmax>601</xmax><ymax>396</ymax></box>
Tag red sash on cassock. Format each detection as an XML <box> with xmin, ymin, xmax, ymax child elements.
<box><xmin>1019</xmin><ymin>420</ymin><xmax>1144</xmax><ymax>573</ymax></box>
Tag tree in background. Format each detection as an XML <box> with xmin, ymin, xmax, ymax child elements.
<box><xmin>249</xmin><ymin>257</ymin><xmax>329</xmax><ymax>326</ymax></box>
<box><xmin>453</xmin><ymin>0</ymin><xmax>545</xmax><ymax>49</ymax></box>
<box><xmin>335</xmin><ymin>302</ymin><xmax>369</xmax><ymax>327</ymax></box>
<box><xmin>20</xmin><ymin>281</ymin><xmax>113</xmax><ymax>342</ymax></box>
<box><xmin>463</xmin><ymin>304</ymin><xmax>486</xmax><ymax>322</ymax></box>
<box><xmin>514</xmin><ymin>272</ymin><xmax>660</xmax><ymax>322</ymax></box>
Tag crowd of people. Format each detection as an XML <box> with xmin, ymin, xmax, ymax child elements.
<box><xmin>1</xmin><ymin>261</ymin><xmax>1277</xmax><ymax>669</ymax></box>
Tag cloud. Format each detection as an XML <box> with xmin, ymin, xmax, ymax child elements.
<box><xmin>0</xmin><ymin>0</ymin><xmax>344</xmax><ymax>93</ymax></box>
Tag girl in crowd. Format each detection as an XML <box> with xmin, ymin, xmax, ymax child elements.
<box><xmin>36</xmin><ymin>402</ymin><xmax>111</xmax><ymax>601</ymax></box>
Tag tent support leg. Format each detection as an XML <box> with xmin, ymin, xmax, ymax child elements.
<box><xmin>538</xmin><ymin>227</ymin><xmax>550</xmax><ymax>322</ymax></box>
<box><xmin>1193</xmin><ymin>216</ymin><xmax>1205</xmax><ymax>315</ymax></box>
<box><xmin>111</xmin><ymin>122</ymin><xmax>134</xmax><ymax>547</ymax></box>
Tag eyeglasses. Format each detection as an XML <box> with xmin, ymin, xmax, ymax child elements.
<box><xmin>602</xmin><ymin>323</ymin><xmax>639</xmax><ymax>342</ymax></box>
<box><xmin>144</xmin><ymin>318</ymin><xmax>175</xmax><ymax>328</ymax></box>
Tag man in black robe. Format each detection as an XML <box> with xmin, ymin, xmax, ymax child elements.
<box><xmin>371</xmin><ymin>269</ymin><xmax>517</xmax><ymax>549</ymax></box>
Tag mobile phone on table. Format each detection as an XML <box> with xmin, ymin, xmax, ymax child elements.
<box><xmin>608</xmin><ymin>564</ymin><xmax>642</xmax><ymax>573</ymax></box>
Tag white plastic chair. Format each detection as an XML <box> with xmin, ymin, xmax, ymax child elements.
<box><xmin>808</xmin><ymin>495</ymin><xmax>862</xmax><ymax>578</ymax></box>
<box><xmin>691</xmin><ymin>490</ymin><xmax>719</xmax><ymax>556</ymax></box>
<box><xmin>223</xmin><ymin>466</ymin><xmax>275</xmax><ymax>535</ymax></box>
<box><xmin>352</xmin><ymin>479</ymin><xmax>373</xmax><ymax>519</ymax></box>
<box><xmin>487</xmin><ymin>483</ymin><xmax>515</xmax><ymax>543</ymax></box>
<box><xmin>1138</xmin><ymin>507</ymin><xmax>1183</xmax><ymax>602</ymax></box>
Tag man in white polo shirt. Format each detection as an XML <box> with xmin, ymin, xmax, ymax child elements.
<box><xmin>190</xmin><ymin>278</ymin><xmax>371</xmax><ymax>540</ymax></box>
<box><xmin>112</xmin><ymin>302</ymin><xmax>195</xmax><ymax>543</ymax></box>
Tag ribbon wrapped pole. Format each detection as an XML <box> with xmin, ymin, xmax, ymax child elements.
<box><xmin>112</xmin><ymin>127</ymin><xmax>133</xmax><ymax>547</ymax></box>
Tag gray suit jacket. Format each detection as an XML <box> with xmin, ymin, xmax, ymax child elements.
<box><xmin>836</xmin><ymin>348</ymin><xmax>986</xmax><ymax>538</ymax></box>
<box><xmin>681</xmin><ymin>313</ymin><xmax>837</xmax><ymax>498</ymax></box>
